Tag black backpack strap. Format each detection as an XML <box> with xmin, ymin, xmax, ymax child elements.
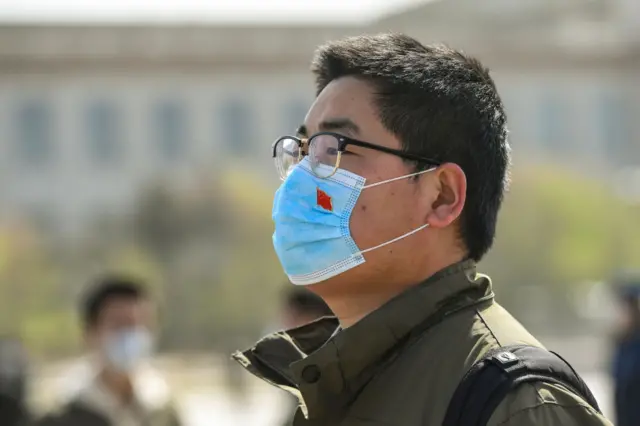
<box><xmin>442</xmin><ymin>344</ymin><xmax>601</xmax><ymax>426</ymax></box>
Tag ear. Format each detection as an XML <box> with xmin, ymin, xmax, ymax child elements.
<box><xmin>425</xmin><ymin>163</ymin><xmax>466</xmax><ymax>229</ymax></box>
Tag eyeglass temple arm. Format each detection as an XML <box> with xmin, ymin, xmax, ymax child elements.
<box><xmin>300</xmin><ymin>138</ymin><xmax>310</xmax><ymax>158</ymax></box>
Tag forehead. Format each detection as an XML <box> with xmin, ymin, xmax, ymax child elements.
<box><xmin>306</xmin><ymin>76</ymin><xmax>378</xmax><ymax>131</ymax></box>
<box><xmin>95</xmin><ymin>296</ymin><xmax>154</xmax><ymax>326</ymax></box>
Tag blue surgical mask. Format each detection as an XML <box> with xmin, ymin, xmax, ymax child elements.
<box><xmin>103</xmin><ymin>328</ymin><xmax>153</xmax><ymax>373</ymax></box>
<box><xmin>272</xmin><ymin>157</ymin><xmax>434</xmax><ymax>285</ymax></box>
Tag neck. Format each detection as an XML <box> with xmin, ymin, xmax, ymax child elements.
<box><xmin>100</xmin><ymin>368</ymin><xmax>134</xmax><ymax>404</ymax></box>
<box><xmin>313</xmin><ymin>252</ymin><xmax>466</xmax><ymax>329</ymax></box>
<box><xmin>321</xmin><ymin>288</ymin><xmax>401</xmax><ymax>328</ymax></box>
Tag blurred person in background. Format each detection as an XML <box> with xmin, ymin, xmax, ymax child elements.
<box><xmin>611</xmin><ymin>273</ymin><xmax>640</xmax><ymax>426</ymax></box>
<box><xmin>0</xmin><ymin>337</ymin><xmax>31</xmax><ymax>426</ymax></box>
<box><xmin>280</xmin><ymin>286</ymin><xmax>333</xmax><ymax>331</ymax></box>
<box><xmin>276</xmin><ymin>287</ymin><xmax>332</xmax><ymax>426</ymax></box>
<box><xmin>35</xmin><ymin>276</ymin><xmax>182</xmax><ymax>426</ymax></box>
<box><xmin>234</xmin><ymin>33</ymin><xmax>612</xmax><ymax>426</ymax></box>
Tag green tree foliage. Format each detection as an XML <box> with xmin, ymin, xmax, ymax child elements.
<box><xmin>0</xmin><ymin>226</ymin><xmax>78</xmax><ymax>357</ymax></box>
<box><xmin>482</xmin><ymin>165</ymin><xmax>640</xmax><ymax>325</ymax></box>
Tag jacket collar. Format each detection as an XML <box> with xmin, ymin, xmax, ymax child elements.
<box><xmin>233</xmin><ymin>260</ymin><xmax>493</xmax><ymax>421</ymax></box>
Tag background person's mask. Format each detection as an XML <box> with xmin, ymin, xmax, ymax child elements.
<box><xmin>272</xmin><ymin>157</ymin><xmax>433</xmax><ymax>285</ymax></box>
<box><xmin>103</xmin><ymin>328</ymin><xmax>153</xmax><ymax>373</ymax></box>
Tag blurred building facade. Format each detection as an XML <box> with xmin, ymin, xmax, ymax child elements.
<box><xmin>0</xmin><ymin>0</ymin><xmax>638</xmax><ymax>237</ymax></box>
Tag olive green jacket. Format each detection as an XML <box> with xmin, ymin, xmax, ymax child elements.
<box><xmin>234</xmin><ymin>260</ymin><xmax>613</xmax><ymax>425</ymax></box>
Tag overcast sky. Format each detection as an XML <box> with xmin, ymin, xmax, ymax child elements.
<box><xmin>0</xmin><ymin>0</ymin><xmax>433</xmax><ymax>24</ymax></box>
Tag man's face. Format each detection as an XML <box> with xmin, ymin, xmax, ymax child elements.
<box><xmin>301</xmin><ymin>76</ymin><xmax>463</xmax><ymax>291</ymax></box>
<box><xmin>87</xmin><ymin>297</ymin><xmax>156</xmax><ymax>370</ymax></box>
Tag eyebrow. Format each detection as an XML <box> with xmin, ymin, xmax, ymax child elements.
<box><xmin>296</xmin><ymin>118</ymin><xmax>360</xmax><ymax>138</ymax></box>
<box><xmin>319</xmin><ymin>118</ymin><xmax>360</xmax><ymax>135</ymax></box>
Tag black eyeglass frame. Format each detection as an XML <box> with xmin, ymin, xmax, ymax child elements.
<box><xmin>272</xmin><ymin>131</ymin><xmax>441</xmax><ymax>178</ymax></box>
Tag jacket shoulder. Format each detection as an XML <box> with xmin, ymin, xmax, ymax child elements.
<box><xmin>488</xmin><ymin>381</ymin><xmax>612</xmax><ymax>426</ymax></box>
<box><xmin>33</xmin><ymin>402</ymin><xmax>110</xmax><ymax>426</ymax></box>
<box><xmin>473</xmin><ymin>304</ymin><xmax>613</xmax><ymax>424</ymax></box>
<box><xmin>474</xmin><ymin>302</ymin><xmax>543</xmax><ymax>348</ymax></box>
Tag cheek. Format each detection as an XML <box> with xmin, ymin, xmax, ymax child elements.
<box><xmin>349</xmin><ymin>186</ymin><xmax>410</xmax><ymax>248</ymax></box>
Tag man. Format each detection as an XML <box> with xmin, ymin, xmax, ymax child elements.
<box><xmin>36</xmin><ymin>276</ymin><xmax>182</xmax><ymax>426</ymax></box>
<box><xmin>234</xmin><ymin>34</ymin><xmax>612</xmax><ymax>425</ymax></box>
<box><xmin>611</xmin><ymin>274</ymin><xmax>640</xmax><ymax>426</ymax></box>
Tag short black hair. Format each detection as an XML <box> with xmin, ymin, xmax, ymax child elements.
<box><xmin>285</xmin><ymin>287</ymin><xmax>333</xmax><ymax>317</ymax></box>
<box><xmin>81</xmin><ymin>275</ymin><xmax>148</xmax><ymax>329</ymax></box>
<box><xmin>311</xmin><ymin>33</ymin><xmax>510</xmax><ymax>261</ymax></box>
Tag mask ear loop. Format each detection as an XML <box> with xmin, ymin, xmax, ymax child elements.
<box><xmin>359</xmin><ymin>223</ymin><xmax>430</xmax><ymax>255</ymax></box>
<box><xmin>357</xmin><ymin>166</ymin><xmax>436</xmax><ymax>254</ymax></box>
<box><xmin>362</xmin><ymin>167</ymin><xmax>437</xmax><ymax>189</ymax></box>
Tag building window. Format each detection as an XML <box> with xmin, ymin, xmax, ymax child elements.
<box><xmin>282</xmin><ymin>99</ymin><xmax>309</xmax><ymax>134</ymax></box>
<box><xmin>15</xmin><ymin>100</ymin><xmax>54</xmax><ymax>167</ymax></box>
<box><xmin>152</xmin><ymin>100</ymin><xmax>188</xmax><ymax>163</ymax></box>
<box><xmin>596</xmin><ymin>91</ymin><xmax>631</xmax><ymax>166</ymax></box>
<box><xmin>537</xmin><ymin>94</ymin><xmax>568</xmax><ymax>152</ymax></box>
<box><xmin>219</xmin><ymin>98</ymin><xmax>253</xmax><ymax>157</ymax></box>
<box><xmin>85</xmin><ymin>100</ymin><xmax>122</xmax><ymax>167</ymax></box>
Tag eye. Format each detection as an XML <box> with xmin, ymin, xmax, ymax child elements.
<box><xmin>325</xmin><ymin>147</ymin><xmax>340</xmax><ymax>156</ymax></box>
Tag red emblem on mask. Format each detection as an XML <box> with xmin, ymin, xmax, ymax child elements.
<box><xmin>316</xmin><ymin>188</ymin><xmax>333</xmax><ymax>211</ymax></box>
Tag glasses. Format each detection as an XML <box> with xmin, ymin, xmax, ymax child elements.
<box><xmin>272</xmin><ymin>131</ymin><xmax>441</xmax><ymax>180</ymax></box>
